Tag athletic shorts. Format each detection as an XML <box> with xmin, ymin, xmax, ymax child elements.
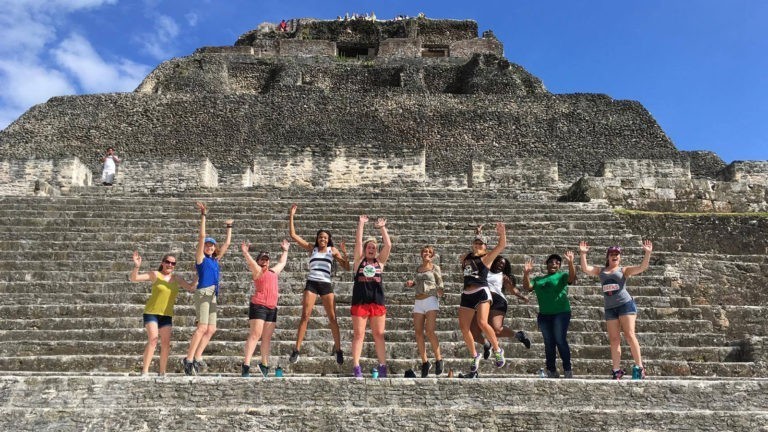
<box><xmin>249</xmin><ymin>303</ymin><xmax>278</xmax><ymax>323</ymax></box>
<box><xmin>194</xmin><ymin>286</ymin><xmax>218</xmax><ymax>326</ymax></box>
<box><xmin>604</xmin><ymin>299</ymin><xmax>637</xmax><ymax>321</ymax></box>
<box><xmin>143</xmin><ymin>313</ymin><xmax>172</xmax><ymax>328</ymax></box>
<box><xmin>412</xmin><ymin>296</ymin><xmax>439</xmax><ymax>314</ymax></box>
<box><xmin>490</xmin><ymin>292</ymin><xmax>508</xmax><ymax>314</ymax></box>
<box><xmin>305</xmin><ymin>279</ymin><xmax>334</xmax><ymax>296</ymax></box>
<box><xmin>459</xmin><ymin>287</ymin><xmax>492</xmax><ymax>310</ymax></box>
<box><xmin>351</xmin><ymin>303</ymin><xmax>387</xmax><ymax>318</ymax></box>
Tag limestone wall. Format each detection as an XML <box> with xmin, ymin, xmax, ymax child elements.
<box><xmin>0</xmin><ymin>158</ymin><xmax>91</xmax><ymax>196</ymax></box>
<box><xmin>115</xmin><ymin>158</ymin><xmax>218</xmax><ymax>193</ymax></box>
<box><xmin>566</xmin><ymin>159</ymin><xmax>768</xmax><ymax>212</ymax></box>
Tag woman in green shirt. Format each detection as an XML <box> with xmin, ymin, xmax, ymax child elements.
<box><xmin>523</xmin><ymin>251</ymin><xmax>576</xmax><ymax>378</ymax></box>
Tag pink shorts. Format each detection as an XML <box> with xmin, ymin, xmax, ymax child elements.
<box><xmin>351</xmin><ymin>303</ymin><xmax>387</xmax><ymax>317</ymax></box>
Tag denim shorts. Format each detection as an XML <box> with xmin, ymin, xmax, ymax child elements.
<box><xmin>143</xmin><ymin>313</ymin><xmax>173</xmax><ymax>328</ymax></box>
<box><xmin>604</xmin><ymin>299</ymin><xmax>637</xmax><ymax>321</ymax></box>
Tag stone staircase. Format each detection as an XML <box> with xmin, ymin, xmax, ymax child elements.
<box><xmin>0</xmin><ymin>189</ymin><xmax>753</xmax><ymax>378</ymax></box>
<box><xmin>1</xmin><ymin>188</ymin><xmax>765</xmax><ymax>431</ymax></box>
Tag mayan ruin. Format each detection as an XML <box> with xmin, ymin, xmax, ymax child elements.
<box><xmin>0</xmin><ymin>15</ymin><xmax>766</xmax><ymax>431</ymax></box>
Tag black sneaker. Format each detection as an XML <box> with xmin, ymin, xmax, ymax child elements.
<box><xmin>420</xmin><ymin>362</ymin><xmax>432</xmax><ymax>378</ymax></box>
<box><xmin>458</xmin><ymin>370</ymin><xmax>479</xmax><ymax>379</ymax></box>
<box><xmin>289</xmin><ymin>349</ymin><xmax>300</xmax><ymax>364</ymax></box>
<box><xmin>258</xmin><ymin>363</ymin><xmax>269</xmax><ymax>377</ymax></box>
<box><xmin>183</xmin><ymin>358</ymin><xmax>194</xmax><ymax>376</ymax></box>
<box><xmin>482</xmin><ymin>341</ymin><xmax>491</xmax><ymax>360</ymax></box>
<box><xmin>434</xmin><ymin>359</ymin><xmax>444</xmax><ymax>376</ymax></box>
<box><xmin>546</xmin><ymin>369</ymin><xmax>560</xmax><ymax>378</ymax></box>
<box><xmin>193</xmin><ymin>359</ymin><xmax>203</xmax><ymax>375</ymax></box>
<box><xmin>515</xmin><ymin>331</ymin><xmax>532</xmax><ymax>349</ymax></box>
<box><xmin>612</xmin><ymin>368</ymin><xmax>626</xmax><ymax>380</ymax></box>
<box><xmin>335</xmin><ymin>349</ymin><xmax>344</xmax><ymax>365</ymax></box>
<box><xmin>241</xmin><ymin>364</ymin><xmax>250</xmax><ymax>377</ymax></box>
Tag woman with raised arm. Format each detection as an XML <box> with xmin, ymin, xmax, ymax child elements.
<box><xmin>288</xmin><ymin>204</ymin><xmax>350</xmax><ymax>366</ymax></box>
<box><xmin>579</xmin><ymin>240</ymin><xmax>653</xmax><ymax>380</ymax></box>
<box><xmin>458</xmin><ymin>222</ymin><xmax>507</xmax><ymax>378</ymax></box>
<box><xmin>240</xmin><ymin>239</ymin><xmax>290</xmax><ymax>377</ymax></box>
<box><xmin>183</xmin><ymin>201</ymin><xmax>233</xmax><ymax>376</ymax></box>
<box><xmin>350</xmin><ymin>215</ymin><xmax>392</xmax><ymax>378</ymax></box>
<box><xmin>405</xmin><ymin>245</ymin><xmax>445</xmax><ymax>378</ymax></box>
<box><xmin>130</xmin><ymin>251</ymin><xmax>196</xmax><ymax>375</ymax></box>
<box><xmin>522</xmin><ymin>251</ymin><xmax>577</xmax><ymax>378</ymax></box>
<box><xmin>472</xmin><ymin>254</ymin><xmax>532</xmax><ymax>360</ymax></box>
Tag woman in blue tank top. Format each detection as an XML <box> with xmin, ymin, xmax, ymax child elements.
<box><xmin>183</xmin><ymin>201</ymin><xmax>233</xmax><ymax>375</ymax></box>
<box><xmin>579</xmin><ymin>239</ymin><xmax>653</xmax><ymax>380</ymax></box>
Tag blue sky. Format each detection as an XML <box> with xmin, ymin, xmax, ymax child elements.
<box><xmin>1</xmin><ymin>0</ymin><xmax>765</xmax><ymax>162</ymax></box>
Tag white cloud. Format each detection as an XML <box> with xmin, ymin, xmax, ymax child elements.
<box><xmin>185</xmin><ymin>12</ymin><xmax>199</xmax><ymax>27</ymax></box>
<box><xmin>136</xmin><ymin>14</ymin><xmax>180</xmax><ymax>60</ymax></box>
<box><xmin>52</xmin><ymin>33</ymin><xmax>150</xmax><ymax>93</ymax></box>
<box><xmin>0</xmin><ymin>60</ymin><xmax>75</xmax><ymax>107</ymax></box>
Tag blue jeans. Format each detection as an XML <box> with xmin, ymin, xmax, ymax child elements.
<box><xmin>537</xmin><ymin>311</ymin><xmax>572</xmax><ymax>372</ymax></box>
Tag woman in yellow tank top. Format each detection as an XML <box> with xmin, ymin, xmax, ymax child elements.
<box><xmin>130</xmin><ymin>251</ymin><xmax>197</xmax><ymax>375</ymax></box>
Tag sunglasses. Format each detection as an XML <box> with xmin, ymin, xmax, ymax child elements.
<box><xmin>163</xmin><ymin>260</ymin><xmax>177</xmax><ymax>266</ymax></box>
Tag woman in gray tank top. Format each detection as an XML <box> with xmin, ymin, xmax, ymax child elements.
<box><xmin>578</xmin><ymin>240</ymin><xmax>653</xmax><ymax>380</ymax></box>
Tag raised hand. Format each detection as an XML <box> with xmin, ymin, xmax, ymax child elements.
<box><xmin>339</xmin><ymin>239</ymin><xmax>347</xmax><ymax>255</ymax></box>
<box><xmin>195</xmin><ymin>201</ymin><xmax>207</xmax><ymax>214</ymax></box>
<box><xmin>495</xmin><ymin>222</ymin><xmax>506</xmax><ymax>235</ymax></box>
<box><xmin>475</xmin><ymin>224</ymin><xmax>484</xmax><ymax>235</ymax></box>
<box><xmin>132</xmin><ymin>250</ymin><xmax>142</xmax><ymax>267</ymax></box>
<box><xmin>374</xmin><ymin>217</ymin><xmax>387</xmax><ymax>229</ymax></box>
<box><xmin>578</xmin><ymin>241</ymin><xmax>590</xmax><ymax>254</ymax></box>
<box><xmin>289</xmin><ymin>204</ymin><xmax>298</xmax><ymax>216</ymax></box>
<box><xmin>405</xmin><ymin>280</ymin><xmax>415</xmax><ymax>287</ymax></box>
<box><xmin>359</xmin><ymin>214</ymin><xmax>369</xmax><ymax>224</ymax></box>
<box><xmin>240</xmin><ymin>242</ymin><xmax>251</xmax><ymax>254</ymax></box>
<box><xmin>523</xmin><ymin>258</ymin><xmax>533</xmax><ymax>274</ymax></box>
<box><xmin>564</xmin><ymin>250</ymin><xmax>575</xmax><ymax>262</ymax></box>
<box><xmin>225</xmin><ymin>219</ymin><xmax>234</xmax><ymax>226</ymax></box>
<box><xmin>280</xmin><ymin>239</ymin><xmax>290</xmax><ymax>251</ymax></box>
<box><xmin>641</xmin><ymin>239</ymin><xmax>653</xmax><ymax>253</ymax></box>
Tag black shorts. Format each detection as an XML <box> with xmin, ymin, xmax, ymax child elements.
<box><xmin>305</xmin><ymin>279</ymin><xmax>334</xmax><ymax>296</ymax></box>
<box><xmin>249</xmin><ymin>303</ymin><xmax>278</xmax><ymax>323</ymax></box>
<box><xmin>459</xmin><ymin>287</ymin><xmax>492</xmax><ymax>310</ymax></box>
<box><xmin>490</xmin><ymin>292</ymin><xmax>508</xmax><ymax>314</ymax></box>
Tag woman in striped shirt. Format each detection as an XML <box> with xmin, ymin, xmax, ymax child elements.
<box><xmin>288</xmin><ymin>204</ymin><xmax>350</xmax><ymax>365</ymax></box>
<box><xmin>240</xmin><ymin>239</ymin><xmax>290</xmax><ymax>377</ymax></box>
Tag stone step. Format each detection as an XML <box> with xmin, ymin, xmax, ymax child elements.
<box><xmin>0</xmin><ymin>291</ymin><xmax>691</xmax><ymax>308</ymax></box>
<box><xmin>0</xmin><ymin>328</ymin><xmax>728</xmax><ymax>347</ymax></box>
<box><xmin>0</xmin><ymin>281</ymin><xmax>678</xmax><ymax>298</ymax></box>
<box><xmin>0</xmin><ymin>316</ymin><xmax>715</xmax><ymax>333</ymax></box>
<box><xmin>0</xmin><ymin>376</ymin><xmax>765</xmax><ymax>431</ymax></box>
<box><xmin>0</xmin><ymin>355</ymin><xmax>755</xmax><ymax>377</ymax></box>
<box><xmin>0</xmin><ymin>303</ymin><xmax>704</xmax><ymax>321</ymax></box>
<box><xmin>0</xmin><ymin>340</ymin><xmax>736</xmax><ymax>363</ymax></box>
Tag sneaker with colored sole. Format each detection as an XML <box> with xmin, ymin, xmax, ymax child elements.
<box><xmin>289</xmin><ymin>349</ymin><xmax>300</xmax><ymax>364</ymax></box>
<box><xmin>482</xmin><ymin>341</ymin><xmax>491</xmax><ymax>360</ymax></box>
<box><xmin>494</xmin><ymin>348</ymin><xmax>506</xmax><ymax>368</ymax></box>
<box><xmin>377</xmin><ymin>364</ymin><xmax>387</xmax><ymax>378</ymax></box>
<box><xmin>241</xmin><ymin>364</ymin><xmax>250</xmax><ymax>377</ymax></box>
<box><xmin>258</xmin><ymin>363</ymin><xmax>269</xmax><ymax>377</ymax></box>
<box><xmin>612</xmin><ymin>369</ymin><xmax>626</xmax><ymax>380</ymax></box>
<box><xmin>434</xmin><ymin>359</ymin><xmax>444</xmax><ymax>376</ymax></box>
<box><xmin>470</xmin><ymin>353</ymin><xmax>481</xmax><ymax>372</ymax></box>
<box><xmin>515</xmin><ymin>331</ymin><xmax>532</xmax><ymax>349</ymax></box>
<box><xmin>420</xmin><ymin>362</ymin><xmax>431</xmax><ymax>378</ymax></box>
<box><xmin>353</xmin><ymin>365</ymin><xmax>363</xmax><ymax>378</ymax></box>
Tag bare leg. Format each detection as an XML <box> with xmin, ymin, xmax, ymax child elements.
<box><xmin>194</xmin><ymin>324</ymin><xmax>217</xmax><ymax>360</ymax></box>
<box><xmin>475</xmin><ymin>302</ymin><xmax>499</xmax><ymax>350</ymax></box>
<box><xmin>618</xmin><ymin>314</ymin><xmax>643</xmax><ymax>367</ymax></box>
<box><xmin>243</xmin><ymin>319</ymin><xmax>265</xmax><ymax>365</ymax></box>
<box><xmin>186</xmin><ymin>323</ymin><xmax>207</xmax><ymax>361</ymax></box>
<box><xmin>370</xmin><ymin>314</ymin><xmax>387</xmax><ymax>365</ymax></box>
<box><xmin>158</xmin><ymin>325</ymin><xmax>172</xmax><ymax>374</ymax></box>
<box><xmin>413</xmin><ymin>313</ymin><xmax>427</xmax><ymax>363</ymax></box>
<box><xmin>424</xmin><ymin>310</ymin><xmax>441</xmax><ymax>360</ymax></box>
<box><xmin>260</xmin><ymin>322</ymin><xmax>276</xmax><ymax>366</ymax></box>
<box><xmin>458</xmin><ymin>307</ymin><xmax>478</xmax><ymax>357</ymax></box>
<box><xmin>321</xmin><ymin>293</ymin><xmax>341</xmax><ymax>351</ymax></box>
<box><xmin>606</xmin><ymin>319</ymin><xmax>623</xmax><ymax>370</ymax></box>
<box><xmin>295</xmin><ymin>290</ymin><xmax>317</xmax><ymax>351</ymax></box>
<box><xmin>351</xmin><ymin>315</ymin><xmax>368</xmax><ymax>366</ymax></box>
<box><xmin>142</xmin><ymin>322</ymin><xmax>159</xmax><ymax>374</ymax></box>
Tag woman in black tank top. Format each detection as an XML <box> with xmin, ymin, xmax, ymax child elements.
<box><xmin>457</xmin><ymin>222</ymin><xmax>508</xmax><ymax>377</ymax></box>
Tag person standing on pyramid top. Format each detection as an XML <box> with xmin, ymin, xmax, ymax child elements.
<box><xmin>350</xmin><ymin>214</ymin><xmax>392</xmax><ymax>378</ymax></box>
<box><xmin>183</xmin><ymin>201</ymin><xmax>233</xmax><ymax>375</ymax></box>
<box><xmin>287</xmin><ymin>203</ymin><xmax>350</xmax><ymax>366</ymax></box>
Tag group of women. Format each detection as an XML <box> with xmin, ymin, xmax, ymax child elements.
<box><xmin>130</xmin><ymin>202</ymin><xmax>653</xmax><ymax>380</ymax></box>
